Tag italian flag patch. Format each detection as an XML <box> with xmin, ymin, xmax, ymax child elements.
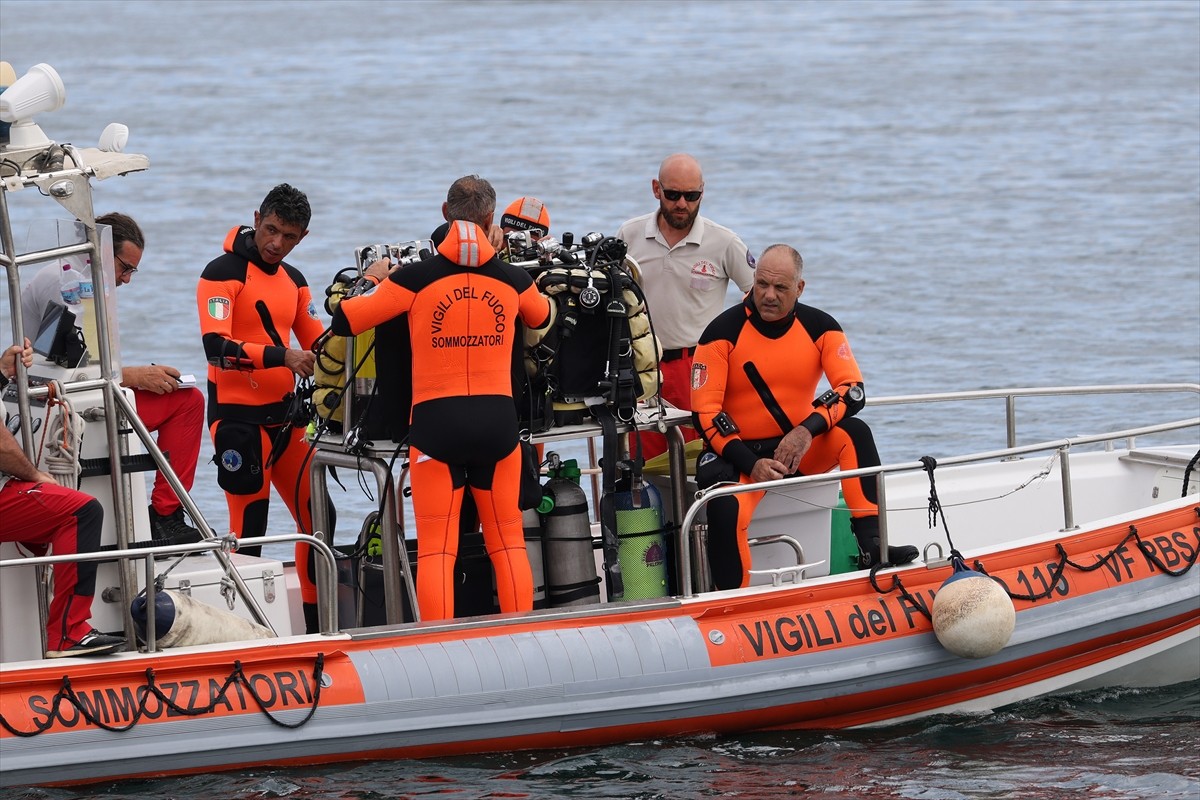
<box><xmin>207</xmin><ymin>297</ymin><xmax>230</xmax><ymax>320</ymax></box>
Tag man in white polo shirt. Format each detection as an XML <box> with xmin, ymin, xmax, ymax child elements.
<box><xmin>617</xmin><ymin>153</ymin><xmax>755</xmax><ymax>458</ymax></box>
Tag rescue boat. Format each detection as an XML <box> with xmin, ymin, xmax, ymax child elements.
<box><xmin>1</xmin><ymin>62</ymin><xmax>1197</xmax><ymax>788</ymax></box>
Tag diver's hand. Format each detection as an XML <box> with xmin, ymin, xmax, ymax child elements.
<box><xmin>773</xmin><ymin>426</ymin><xmax>813</xmax><ymax>474</ymax></box>
<box><xmin>750</xmin><ymin>457</ymin><xmax>791</xmax><ymax>483</ymax></box>
<box><xmin>363</xmin><ymin>257</ymin><xmax>395</xmax><ymax>284</ymax></box>
<box><xmin>285</xmin><ymin>348</ymin><xmax>315</xmax><ymax>378</ymax></box>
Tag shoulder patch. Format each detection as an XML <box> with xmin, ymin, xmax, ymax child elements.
<box><xmin>207</xmin><ymin>297</ymin><xmax>230</xmax><ymax>320</ymax></box>
<box><xmin>837</xmin><ymin>342</ymin><xmax>852</xmax><ymax>360</ymax></box>
<box><xmin>746</xmin><ymin>250</ymin><xmax>756</xmax><ymax>268</ymax></box>
<box><xmin>691</xmin><ymin>361</ymin><xmax>708</xmax><ymax>390</ymax></box>
<box><xmin>307</xmin><ymin>300</ymin><xmax>320</xmax><ymax>320</ymax></box>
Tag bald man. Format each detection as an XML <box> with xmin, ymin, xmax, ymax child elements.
<box><xmin>617</xmin><ymin>153</ymin><xmax>755</xmax><ymax>458</ymax></box>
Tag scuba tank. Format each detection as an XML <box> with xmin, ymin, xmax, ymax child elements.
<box><xmin>613</xmin><ymin>478</ymin><xmax>669</xmax><ymax>600</ymax></box>
<box><xmin>314</xmin><ymin>268</ymin><xmax>380</xmax><ymax>435</ymax></box>
<box><xmin>523</xmin><ymin>505</ymin><xmax>549</xmax><ymax>609</ymax></box>
<box><xmin>314</xmin><ymin>267</ymin><xmax>398</xmax><ymax>441</ymax></box>
<box><xmin>541</xmin><ymin>456</ymin><xmax>600</xmax><ymax>607</ymax></box>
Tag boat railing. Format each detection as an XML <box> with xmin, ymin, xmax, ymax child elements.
<box><xmin>0</xmin><ymin>532</ymin><xmax>340</xmax><ymax>657</ymax></box>
<box><xmin>678</xmin><ymin>383</ymin><xmax>1200</xmax><ymax>597</ymax></box>
<box><xmin>2</xmin><ymin>141</ymin><xmax>162</xmax><ymax>648</ymax></box>
<box><xmin>11</xmin><ymin>375</ymin><xmax>280</xmax><ymax>631</ymax></box>
<box><xmin>865</xmin><ymin>383</ymin><xmax>1200</xmax><ymax>449</ymax></box>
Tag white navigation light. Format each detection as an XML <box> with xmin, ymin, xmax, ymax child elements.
<box><xmin>0</xmin><ymin>63</ymin><xmax>66</xmax><ymax>150</ymax></box>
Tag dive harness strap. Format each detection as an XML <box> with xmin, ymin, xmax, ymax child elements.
<box><xmin>743</xmin><ymin>361</ymin><xmax>796</xmax><ymax>437</ymax></box>
<box><xmin>588</xmin><ymin>401</ymin><xmax>625</xmax><ymax>602</ymax></box>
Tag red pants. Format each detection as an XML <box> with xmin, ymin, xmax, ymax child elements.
<box><xmin>409</xmin><ymin>443</ymin><xmax>532</xmax><ymax>621</ymax></box>
<box><xmin>637</xmin><ymin>354</ymin><xmax>699</xmax><ymax>460</ymax></box>
<box><xmin>0</xmin><ymin>479</ymin><xmax>102</xmax><ymax>650</ymax></box>
<box><xmin>133</xmin><ymin>386</ymin><xmax>204</xmax><ymax>516</ymax></box>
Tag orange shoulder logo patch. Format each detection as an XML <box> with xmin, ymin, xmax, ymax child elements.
<box><xmin>691</xmin><ymin>362</ymin><xmax>708</xmax><ymax>390</ymax></box>
<box><xmin>837</xmin><ymin>342</ymin><xmax>852</xmax><ymax>360</ymax></box>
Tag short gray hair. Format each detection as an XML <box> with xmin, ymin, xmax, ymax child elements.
<box><xmin>759</xmin><ymin>243</ymin><xmax>803</xmax><ymax>279</ymax></box>
<box><xmin>445</xmin><ymin>175</ymin><xmax>497</xmax><ymax>229</ymax></box>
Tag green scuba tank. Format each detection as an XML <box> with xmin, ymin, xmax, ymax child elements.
<box><xmin>614</xmin><ymin>480</ymin><xmax>669</xmax><ymax>600</ymax></box>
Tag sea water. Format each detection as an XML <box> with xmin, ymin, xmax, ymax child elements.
<box><xmin>0</xmin><ymin>1</ymin><xmax>1196</xmax><ymax>797</ymax></box>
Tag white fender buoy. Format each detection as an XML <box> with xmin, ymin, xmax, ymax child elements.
<box><xmin>932</xmin><ymin>558</ymin><xmax>1015</xmax><ymax>658</ymax></box>
<box><xmin>131</xmin><ymin>589</ymin><xmax>274</xmax><ymax>648</ymax></box>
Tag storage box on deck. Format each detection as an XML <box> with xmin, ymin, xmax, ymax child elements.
<box><xmin>647</xmin><ymin>473</ymin><xmax>838</xmax><ymax>583</ymax></box>
<box><xmin>156</xmin><ymin>553</ymin><xmax>294</xmax><ymax>636</ymax></box>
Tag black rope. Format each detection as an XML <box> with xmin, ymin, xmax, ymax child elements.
<box><xmin>865</xmin><ymin>513</ymin><xmax>1199</xmax><ymax>612</ymax></box>
<box><xmin>966</xmin><ymin>521</ymin><xmax>1200</xmax><ymax>602</ymax></box>
<box><xmin>0</xmin><ymin>654</ymin><xmax>325</xmax><ymax>737</ymax></box>
<box><xmin>1183</xmin><ymin>448</ymin><xmax>1200</xmax><ymax>497</ymax></box>
<box><xmin>868</xmin><ymin>567</ymin><xmax>934</xmax><ymax>621</ymax></box>
<box><xmin>921</xmin><ymin>456</ymin><xmax>962</xmax><ymax>559</ymax></box>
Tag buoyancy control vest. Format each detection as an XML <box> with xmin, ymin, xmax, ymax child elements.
<box><xmin>313</xmin><ymin>267</ymin><xmax>408</xmax><ymax>442</ymax></box>
<box><xmin>513</xmin><ymin>235</ymin><xmax>664</xmax><ymax>602</ymax></box>
<box><xmin>520</xmin><ymin>236</ymin><xmax>661</xmax><ymax>426</ymax></box>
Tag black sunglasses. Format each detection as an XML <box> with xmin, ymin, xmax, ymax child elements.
<box><xmin>661</xmin><ymin>188</ymin><xmax>703</xmax><ymax>202</ymax></box>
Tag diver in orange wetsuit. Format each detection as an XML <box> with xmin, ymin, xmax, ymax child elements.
<box><xmin>691</xmin><ymin>244</ymin><xmax>918</xmax><ymax>590</ymax></box>
<box><xmin>197</xmin><ymin>184</ymin><xmax>325</xmax><ymax>631</ymax></box>
<box><xmin>332</xmin><ymin>175</ymin><xmax>554</xmax><ymax>621</ymax></box>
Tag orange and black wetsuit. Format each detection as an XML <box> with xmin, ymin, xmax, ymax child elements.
<box><xmin>197</xmin><ymin>225</ymin><xmax>326</xmax><ymax>613</ymax></box>
<box><xmin>691</xmin><ymin>296</ymin><xmax>880</xmax><ymax>590</ymax></box>
<box><xmin>332</xmin><ymin>221</ymin><xmax>553</xmax><ymax>621</ymax></box>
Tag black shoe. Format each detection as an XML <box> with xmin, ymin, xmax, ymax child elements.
<box><xmin>46</xmin><ymin>629</ymin><xmax>126</xmax><ymax>658</ymax></box>
<box><xmin>851</xmin><ymin>515</ymin><xmax>920</xmax><ymax>569</ymax></box>
<box><xmin>150</xmin><ymin>505</ymin><xmax>203</xmax><ymax>544</ymax></box>
<box><xmin>856</xmin><ymin>541</ymin><xmax>920</xmax><ymax>569</ymax></box>
<box><xmin>885</xmin><ymin>544</ymin><xmax>920</xmax><ymax>566</ymax></box>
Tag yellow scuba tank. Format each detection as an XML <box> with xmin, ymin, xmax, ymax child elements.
<box><xmin>314</xmin><ymin>268</ymin><xmax>377</xmax><ymax>432</ymax></box>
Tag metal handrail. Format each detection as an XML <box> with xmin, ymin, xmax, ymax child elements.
<box><xmin>865</xmin><ymin>383</ymin><xmax>1200</xmax><ymax>449</ymax></box>
<box><xmin>677</xmin><ymin>384</ymin><xmax>1200</xmax><ymax>598</ymax></box>
<box><xmin>2</xmin><ymin>159</ymin><xmax>140</xmax><ymax>644</ymax></box>
<box><xmin>0</xmin><ymin>532</ymin><xmax>341</xmax><ymax>654</ymax></box>
<box><xmin>2</xmin><ymin>375</ymin><xmax>270</xmax><ymax>632</ymax></box>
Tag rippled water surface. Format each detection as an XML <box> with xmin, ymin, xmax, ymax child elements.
<box><xmin>1</xmin><ymin>0</ymin><xmax>1197</xmax><ymax>797</ymax></box>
